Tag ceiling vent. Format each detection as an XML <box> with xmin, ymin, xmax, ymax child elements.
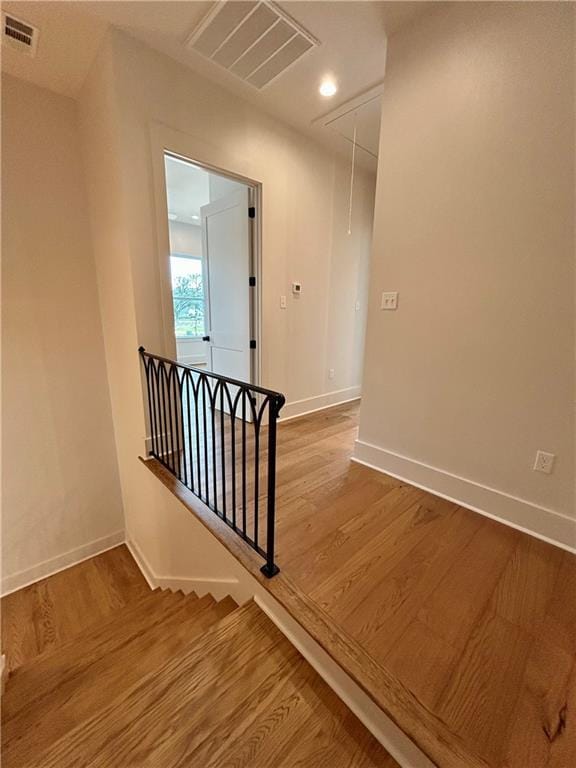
<box><xmin>2</xmin><ymin>12</ymin><xmax>38</xmax><ymax>57</ymax></box>
<box><xmin>186</xmin><ymin>1</ymin><xmax>319</xmax><ymax>89</ymax></box>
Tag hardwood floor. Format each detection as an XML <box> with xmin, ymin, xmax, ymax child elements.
<box><xmin>2</xmin><ymin>553</ymin><xmax>397</xmax><ymax>768</ymax></box>
<box><xmin>31</xmin><ymin>602</ymin><xmax>396</xmax><ymax>768</ymax></box>
<box><xmin>5</xmin><ymin>403</ymin><xmax>575</xmax><ymax>767</ymax></box>
<box><xmin>268</xmin><ymin>402</ymin><xmax>576</xmax><ymax>768</ymax></box>
<box><xmin>1</xmin><ymin>545</ymin><xmax>149</xmax><ymax>673</ymax></box>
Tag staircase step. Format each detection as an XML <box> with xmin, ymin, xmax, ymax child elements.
<box><xmin>1</xmin><ymin>545</ymin><xmax>152</xmax><ymax>675</ymax></box>
<box><xmin>3</xmin><ymin>587</ymin><xmax>178</xmax><ymax>719</ymax></box>
<box><xmin>2</xmin><ymin>592</ymin><xmax>237</xmax><ymax>765</ymax></box>
<box><xmin>19</xmin><ymin>601</ymin><xmax>396</xmax><ymax>768</ymax></box>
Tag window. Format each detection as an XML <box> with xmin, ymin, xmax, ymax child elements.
<box><xmin>170</xmin><ymin>254</ymin><xmax>205</xmax><ymax>338</ymax></box>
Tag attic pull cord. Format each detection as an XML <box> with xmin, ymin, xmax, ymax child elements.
<box><xmin>347</xmin><ymin>116</ymin><xmax>357</xmax><ymax>236</ymax></box>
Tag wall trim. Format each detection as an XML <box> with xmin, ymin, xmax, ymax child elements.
<box><xmin>353</xmin><ymin>439</ymin><xmax>576</xmax><ymax>553</ymax></box>
<box><xmin>126</xmin><ymin>536</ymin><xmax>243</xmax><ymax>602</ymax></box>
<box><xmin>177</xmin><ymin>353</ymin><xmax>207</xmax><ymax>366</ymax></box>
<box><xmin>1</xmin><ymin>530</ymin><xmax>125</xmax><ymax>597</ymax></box>
<box><xmin>279</xmin><ymin>386</ymin><xmax>361</xmax><ymax>422</ymax></box>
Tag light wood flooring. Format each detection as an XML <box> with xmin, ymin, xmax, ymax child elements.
<box><xmin>1</xmin><ymin>544</ymin><xmax>148</xmax><ymax>673</ymax></box>
<box><xmin>5</xmin><ymin>402</ymin><xmax>575</xmax><ymax>768</ymax></box>
<box><xmin>266</xmin><ymin>401</ymin><xmax>576</xmax><ymax>768</ymax></box>
<box><xmin>1</xmin><ymin>547</ymin><xmax>397</xmax><ymax>768</ymax></box>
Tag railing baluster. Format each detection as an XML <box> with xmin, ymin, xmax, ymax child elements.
<box><xmin>193</xmin><ymin>375</ymin><xmax>202</xmax><ymax>499</ymax></box>
<box><xmin>220</xmin><ymin>383</ymin><xmax>227</xmax><ymax>522</ymax></box>
<box><xmin>230</xmin><ymin>393</ymin><xmax>237</xmax><ymax>530</ymax></box>
<box><xmin>185</xmin><ymin>372</ymin><xmax>194</xmax><ymax>493</ymax></box>
<box><xmin>159</xmin><ymin>363</ymin><xmax>170</xmax><ymax>469</ymax></box>
<box><xmin>253</xmin><ymin>415</ymin><xmax>260</xmax><ymax>550</ymax></box>
<box><xmin>176</xmin><ymin>371</ymin><xmax>185</xmax><ymax>482</ymax></box>
<box><xmin>242</xmin><ymin>390</ymin><xmax>247</xmax><ymax>538</ymax></box>
<box><xmin>167</xmin><ymin>368</ymin><xmax>178</xmax><ymax>477</ymax></box>
<box><xmin>150</xmin><ymin>360</ymin><xmax>160</xmax><ymax>458</ymax></box>
<box><xmin>261</xmin><ymin>396</ymin><xmax>280</xmax><ymax>577</ymax></box>
<box><xmin>138</xmin><ymin>348</ymin><xmax>284</xmax><ymax>577</ymax></box>
<box><xmin>201</xmin><ymin>375</ymin><xmax>210</xmax><ymax>507</ymax></box>
<box><xmin>158</xmin><ymin>362</ymin><xmax>167</xmax><ymax>464</ymax></box>
<box><xmin>210</xmin><ymin>381</ymin><xmax>217</xmax><ymax>510</ymax></box>
<box><xmin>178</xmin><ymin>370</ymin><xmax>188</xmax><ymax>488</ymax></box>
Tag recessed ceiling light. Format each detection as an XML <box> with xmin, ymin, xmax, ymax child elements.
<box><xmin>167</xmin><ymin>213</ymin><xmax>178</xmax><ymax>221</ymax></box>
<box><xmin>192</xmin><ymin>215</ymin><xmax>200</xmax><ymax>221</ymax></box>
<box><xmin>319</xmin><ymin>78</ymin><xmax>337</xmax><ymax>98</ymax></box>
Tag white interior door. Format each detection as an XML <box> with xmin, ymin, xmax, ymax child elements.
<box><xmin>201</xmin><ymin>187</ymin><xmax>252</xmax><ymax>383</ymax></box>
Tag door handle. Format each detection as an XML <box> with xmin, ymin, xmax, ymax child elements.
<box><xmin>202</xmin><ymin>335</ymin><xmax>211</xmax><ymax>342</ymax></box>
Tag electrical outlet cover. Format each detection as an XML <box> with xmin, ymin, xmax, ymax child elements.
<box><xmin>533</xmin><ymin>450</ymin><xmax>555</xmax><ymax>474</ymax></box>
<box><xmin>381</xmin><ymin>291</ymin><xmax>398</xmax><ymax>310</ymax></box>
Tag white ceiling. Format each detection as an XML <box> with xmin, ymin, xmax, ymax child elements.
<box><xmin>165</xmin><ymin>155</ymin><xmax>247</xmax><ymax>223</ymax></box>
<box><xmin>1</xmin><ymin>1</ymin><xmax>108</xmax><ymax>97</ymax></box>
<box><xmin>1</xmin><ymin>1</ymin><xmax>430</xmax><ymax>170</ymax></box>
<box><xmin>165</xmin><ymin>156</ymin><xmax>210</xmax><ymax>225</ymax></box>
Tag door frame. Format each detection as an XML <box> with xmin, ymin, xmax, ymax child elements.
<box><xmin>149</xmin><ymin>123</ymin><xmax>262</xmax><ymax>388</ymax></box>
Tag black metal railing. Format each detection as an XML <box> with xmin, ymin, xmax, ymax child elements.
<box><xmin>138</xmin><ymin>347</ymin><xmax>285</xmax><ymax>577</ymax></box>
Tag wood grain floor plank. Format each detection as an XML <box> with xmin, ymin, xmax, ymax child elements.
<box><xmin>1</xmin><ymin>588</ymin><xmax>41</xmax><ymax>673</ymax></box>
<box><xmin>363</xmin><ymin>505</ymin><xmax>484</xmax><ymax>664</ymax></box>
<box><xmin>436</xmin><ymin>610</ymin><xmax>532</xmax><ymax>766</ymax></box>
<box><xmin>544</xmin><ymin>550</ymin><xmax>576</xmax><ymax>657</ymax></box>
<box><xmin>416</xmin><ymin>518</ymin><xmax>519</xmax><ymax>652</ymax></box>
<box><xmin>3</xmin><ymin>595</ymin><xmax>223</xmax><ymax>765</ymax></box>
<box><xmin>2</xmin><ymin>589</ymin><xmax>168</xmax><ymax>722</ymax></box>
<box><xmin>133</xmin><ymin>401</ymin><xmax>576</xmax><ymax>768</ymax></box>
<box><xmin>1</xmin><ymin>544</ymin><xmax>148</xmax><ymax>672</ymax></box>
<box><xmin>317</xmin><ymin>494</ymin><xmax>458</xmax><ymax>627</ymax></box>
<box><xmin>283</xmin><ymin>482</ymin><xmax>423</xmax><ymax>585</ymax></box>
<box><xmin>503</xmin><ymin>634</ymin><xmax>574</xmax><ymax>767</ymax></box>
<box><xmin>27</xmin><ymin>601</ymin><xmax>395</xmax><ymax>768</ymax></box>
<box><xmin>34</xmin><ymin>604</ymin><xmax>280</xmax><ymax>767</ymax></box>
<box><xmin>491</xmin><ymin>533</ymin><xmax>564</xmax><ymax>632</ymax></box>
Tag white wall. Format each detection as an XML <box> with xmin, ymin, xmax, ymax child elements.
<box><xmin>356</xmin><ymin>3</ymin><xmax>575</xmax><ymax>548</ymax></box>
<box><xmin>168</xmin><ymin>221</ymin><xmax>202</xmax><ymax>256</ymax></box>
<box><xmin>78</xmin><ymin>29</ymin><xmax>375</xmax><ymax>578</ymax></box>
<box><xmin>1</xmin><ymin>74</ymin><xmax>124</xmax><ymax>592</ymax></box>
<box><xmin>209</xmin><ymin>174</ymin><xmax>246</xmax><ymax>202</ymax></box>
<box><xmin>110</xmin><ymin>29</ymin><xmax>374</xmax><ymax>407</ymax></box>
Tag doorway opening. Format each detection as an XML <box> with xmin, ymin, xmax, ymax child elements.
<box><xmin>163</xmin><ymin>153</ymin><xmax>259</xmax><ymax>386</ymax></box>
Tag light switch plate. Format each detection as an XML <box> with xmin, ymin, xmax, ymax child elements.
<box><xmin>280</xmin><ymin>295</ymin><xmax>287</xmax><ymax>309</ymax></box>
<box><xmin>381</xmin><ymin>291</ymin><xmax>398</xmax><ymax>310</ymax></box>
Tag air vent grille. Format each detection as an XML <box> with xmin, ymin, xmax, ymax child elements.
<box><xmin>2</xmin><ymin>13</ymin><xmax>38</xmax><ymax>57</ymax></box>
<box><xmin>187</xmin><ymin>1</ymin><xmax>319</xmax><ymax>89</ymax></box>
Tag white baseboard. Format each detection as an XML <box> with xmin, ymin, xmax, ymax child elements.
<box><xmin>279</xmin><ymin>386</ymin><xmax>361</xmax><ymax>422</ymax></box>
<box><xmin>126</xmin><ymin>536</ymin><xmax>244</xmax><ymax>602</ymax></box>
<box><xmin>125</xmin><ymin>536</ymin><xmax>157</xmax><ymax>589</ymax></box>
<box><xmin>144</xmin><ymin>431</ymin><xmax>172</xmax><ymax>456</ymax></box>
<box><xmin>1</xmin><ymin>530</ymin><xmax>125</xmax><ymax>597</ymax></box>
<box><xmin>178</xmin><ymin>355</ymin><xmax>207</xmax><ymax>366</ymax></box>
<box><xmin>353</xmin><ymin>440</ymin><xmax>576</xmax><ymax>553</ymax></box>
